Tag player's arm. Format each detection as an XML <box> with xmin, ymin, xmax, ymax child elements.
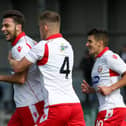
<box><xmin>9</xmin><ymin>41</ymin><xmax>46</xmax><ymax>73</ymax></box>
<box><xmin>2</xmin><ymin>42</ymin><xmax>33</xmax><ymax>84</ymax></box>
<box><xmin>110</xmin><ymin>72</ymin><xmax>126</xmax><ymax>91</ymax></box>
<box><xmin>98</xmin><ymin>54</ymin><xmax>126</xmax><ymax>96</ymax></box>
<box><xmin>99</xmin><ymin>72</ymin><xmax>126</xmax><ymax>96</ymax></box>
<box><xmin>0</xmin><ymin>69</ymin><xmax>28</xmax><ymax>84</ymax></box>
<box><xmin>9</xmin><ymin>56</ymin><xmax>32</xmax><ymax>73</ymax></box>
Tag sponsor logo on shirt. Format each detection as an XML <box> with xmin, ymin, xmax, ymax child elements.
<box><xmin>98</xmin><ymin>65</ymin><xmax>103</xmax><ymax>73</ymax></box>
<box><xmin>60</xmin><ymin>43</ymin><xmax>68</xmax><ymax>51</ymax></box>
<box><xmin>92</xmin><ymin>76</ymin><xmax>100</xmax><ymax>85</ymax></box>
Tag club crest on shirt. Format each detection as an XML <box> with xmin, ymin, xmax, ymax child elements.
<box><xmin>98</xmin><ymin>65</ymin><xmax>103</xmax><ymax>73</ymax></box>
<box><xmin>17</xmin><ymin>46</ymin><xmax>22</xmax><ymax>52</ymax></box>
<box><xmin>60</xmin><ymin>43</ymin><xmax>68</xmax><ymax>51</ymax></box>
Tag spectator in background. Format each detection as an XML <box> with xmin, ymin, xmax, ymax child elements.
<box><xmin>81</xmin><ymin>28</ymin><xmax>126</xmax><ymax>126</ymax></box>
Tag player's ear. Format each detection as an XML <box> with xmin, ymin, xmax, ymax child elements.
<box><xmin>44</xmin><ymin>24</ymin><xmax>48</xmax><ymax>31</ymax></box>
<box><xmin>16</xmin><ymin>24</ymin><xmax>22</xmax><ymax>31</ymax></box>
<box><xmin>98</xmin><ymin>40</ymin><xmax>104</xmax><ymax>46</ymax></box>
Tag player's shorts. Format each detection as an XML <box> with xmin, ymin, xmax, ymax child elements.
<box><xmin>35</xmin><ymin>103</ymin><xmax>86</xmax><ymax>126</ymax></box>
<box><xmin>8</xmin><ymin>101</ymin><xmax>44</xmax><ymax>126</ymax></box>
<box><xmin>95</xmin><ymin>107</ymin><xmax>126</xmax><ymax>126</ymax></box>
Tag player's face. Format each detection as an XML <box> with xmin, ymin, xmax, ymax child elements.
<box><xmin>1</xmin><ymin>18</ymin><xmax>17</xmax><ymax>42</ymax></box>
<box><xmin>86</xmin><ymin>35</ymin><xmax>101</xmax><ymax>57</ymax></box>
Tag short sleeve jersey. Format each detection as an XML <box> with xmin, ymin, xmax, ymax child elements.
<box><xmin>25</xmin><ymin>33</ymin><xmax>80</xmax><ymax>106</ymax></box>
<box><xmin>11</xmin><ymin>32</ymin><xmax>44</xmax><ymax>107</ymax></box>
<box><xmin>92</xmin><ymin>47</ymin><xmax>126</xmax><ymax>111</ymax></box>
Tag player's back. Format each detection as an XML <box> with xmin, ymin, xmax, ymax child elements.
<box><xmin>37</xmin><ymin>37</ymin><xmax>80</xmax><ymax>106</ymax></box>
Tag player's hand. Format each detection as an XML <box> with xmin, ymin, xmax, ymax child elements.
<box><xmin>8</xmin><ymin>51</ymin><xmax>14</xmax><ymax>66</ymax></box>
<box><xmin>81</xmin><ymin>80</ymin><xmax>92</xmax><ymax>94</ymax></box>
<box><xmin>8</xmin><ymin>51</ymin><xmax>17</xmax><ymax>68</ymax></box>
<box><xmin>98</xmin><ymin>86</ymin><xmax>112</xmax><ymax>96</ymax></box>
<box><xmin>8</xmin><ymin>51</ymin><xmax>12</xmax><ymax>61</ymax></box>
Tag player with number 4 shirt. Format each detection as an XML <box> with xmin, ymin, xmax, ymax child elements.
<box><xmin>9</xmin><ymin>10</ymin><xmax>86</xmax><ymax>126</ymax></box>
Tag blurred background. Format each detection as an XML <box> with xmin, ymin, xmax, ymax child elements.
<box><xmin>0</xmin><ymin>0</ymin><xmax>126</xmax><ymax>125</ymax></box>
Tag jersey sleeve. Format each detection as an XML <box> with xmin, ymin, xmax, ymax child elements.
<box><xmin>12</xmin><ymin>42</ymin><xmax>32</xmax><ymax>61</ymax></box>
<box><xmin>105</xmin><ymin>53</ymin><xmax>126</xmax><ymax>75</ymax></box>
<box><xmin>25</xmin><ymin>41</ymin><xmax>46</xmax><ymax>63</ymax></box>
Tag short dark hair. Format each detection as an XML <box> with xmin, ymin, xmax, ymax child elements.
<box><xmin>39</xmin><ymin>10</ymin><xmax>60</xmax><ymax>25</ymax></box>
<box><xmin>2</xmin><ymin>10</ymin><xmax>25</xmax><ymax>29</ymax></box>
<box><xmin>88</xmin><ymin>28</ymin><xmax>109</xmax><ymax>46</ymax></box>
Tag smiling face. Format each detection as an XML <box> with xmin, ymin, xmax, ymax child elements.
<box><xmin>1</xmin><ymin>17</ymin><xmax>18</xmax><ymax>42</ymax></box>
<box><xmin>86</xmin><ymin>35</ymin><xmax>103</xmax><ymax>57</ymax></box>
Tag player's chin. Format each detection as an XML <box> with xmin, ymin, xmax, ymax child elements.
<box><xmin>6</xmin><ymin>37</ymin><xmax>12</xmax><ymax>41</ymax></box>
<box><xmin>88</xmin><ymin>51</ymin><xmax>94</xmax><ymax>56</ymax></box>
<box><xmin>5</xmin><ymin>35</ymin><xmax>10</xmax><ymax>40</ymax></box>
<box><xmin>6</xmin><ymin>38</ymin><xmax>10</xmax><ymax>41</ymax></box>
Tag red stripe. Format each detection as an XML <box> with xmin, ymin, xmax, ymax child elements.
<box><xmin>46</xmin><ymin>33</ymin><xmax>62</xmax><ymax>40</ymax></box>
<box><xmin>26</xmin><ymin>43</ymin><xmax>32</xmax><ymax>49</ymax></box>
<box><xmin>12</xmin><ymin>32</ymin><xmax>25</xmax><ymax>46</ymax></box>
<box><xmin>96</xmin><ymin>47</ymin><xmax>109</xmax><ymax>58</ymax></box>
<box><xmin>37</xmin><ymin>43</ymin><xmax>49</xmax><ymax>65</ymax></box>
<box><xmin>109</xmin><ymin>69</ymin><xmax>119</xmax><ymax>76</ymax></box>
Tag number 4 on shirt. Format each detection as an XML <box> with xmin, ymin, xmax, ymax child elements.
<box><xmin>60</xmin><ymin>56</ymin><xmax>70</xmax><ymax>79</ymax></box>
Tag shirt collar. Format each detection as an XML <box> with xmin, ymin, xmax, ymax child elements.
<box><xmin>12</xmin><ymin>32</ymin><xmax>25</xmax><ymax>46</ymax></box>
<box><xmin>46</xmin><ymin>33</ymin><xmax>62</xmax><ymax>40</ymax></box>
<box><xmin>95</xmin><ymin>47</ymin><xmax>109</xmax><ymax>58</ymax></box>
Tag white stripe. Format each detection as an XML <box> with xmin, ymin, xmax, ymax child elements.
<box><xmin>29</xmin><ymin>104</ymin><xmax>39</xmax><ymax>123</ymax></box>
